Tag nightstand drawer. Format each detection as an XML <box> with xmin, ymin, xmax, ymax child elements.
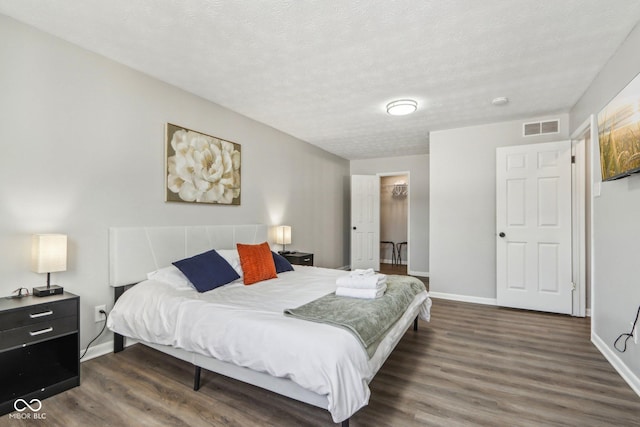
<box><xmin>0</xmin><ymin>299</ymin><xmax>76</xmax><ymax>332</ymax></box>
<box><xmin>283</xmin><ymin>252</ymin><xmax>314</xmax><ymax>266</ymax></box>
<box><xmin>297</xmin><ymin>255</ymin><xmax>313</xmax><ymax>265</ymax></box>
<box><xmin>0</xmin><ymin>316</ymin><xmax>77</xmax><ymax>350</ymax></box>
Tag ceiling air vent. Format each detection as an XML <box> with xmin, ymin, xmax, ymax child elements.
<box><xmin>523</xmin><ymin>119</ymin><xmax>559</xmax><ymax>136</ymax></box>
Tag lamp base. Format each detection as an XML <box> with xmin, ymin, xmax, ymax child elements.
<box><xmin>33</xmin><ymin>285</ymin><xmax>64</xmax><ymax>297</ymax></box>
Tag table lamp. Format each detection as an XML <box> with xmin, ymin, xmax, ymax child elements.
<box><xmin>31</xmin><ymin>234</ymin><xmax>67</xmax><ymax>297</ymax></box>
<box><xmin>276</xmin><ymin>226</ymin><xmax>292</xmax><ymax>254</ymax></box>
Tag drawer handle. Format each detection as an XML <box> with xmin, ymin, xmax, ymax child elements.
<box><xmin>29</xmin><ymin>310</ymin><xmax>53</xmax><ymax>319</ymax></box>
<box><xmin>29</xmin><ymin>327</ymin><xmax>53</xmax><ymax>336</ymax></box>
<box><xmin>303</xmin><ymin>258</ymin><xmax>311</xmax><ymax>262</ymax></box>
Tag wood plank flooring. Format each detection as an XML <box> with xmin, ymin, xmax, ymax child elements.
<box><xmin>2</xmin><ymin>298</ymin><xmax>639</xmax><ymax>426</ymax></box>
<box><xmin>379</xmin><ymin>262</ymin><xmax>429</xmax><ymax>290</ymax></box>
<box><xmin>379</xmin><ymin>263</ymin><xmax>409</xmax><ymax>277</ymax></box>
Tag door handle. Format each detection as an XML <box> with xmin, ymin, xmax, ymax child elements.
<box><xmin>353</xmin><ymin>227</ymin><xmax>357</xmax><ymax>230</ymax></box>
<box><xmin>499</xmin><ymin>232</ymin><xmax>506</xmax><ymax>238</ymax></box>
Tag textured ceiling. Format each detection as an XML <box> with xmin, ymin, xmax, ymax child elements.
<box><xmin>1</xmin><ymin>1</ymin><xmax>640</xmax><ymax>160</ymax></box>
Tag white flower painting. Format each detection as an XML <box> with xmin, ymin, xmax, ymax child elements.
<box><xmin>166</xmin><ymin>123</ymin><xmax>241</xmax><ymax>205</ymax></box>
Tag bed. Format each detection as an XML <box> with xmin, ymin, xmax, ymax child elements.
<box><xmin>106</xmin><ymin>224</ymin><xmax>431</xmax><ymax>425</ymax></box>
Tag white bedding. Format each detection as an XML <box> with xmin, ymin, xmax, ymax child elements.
<box><xmin>107</xmin><ymin>266</ymin><xmax>431</xmax><ymax>422</ymax></box>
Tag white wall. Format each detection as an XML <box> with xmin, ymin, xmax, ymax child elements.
<box><xmin>350</xmin><ymin>154</ymin><xmax>429</xmax><ymax>276</ymax></box>
<box><xmin>429</xmin><ymin>114</ymin><xmax>569</xmax><ymax>302</ymax></box>
<box><xmin>570</xmin><ymin>22</ymin><xmax>640</xmax><ymax>392</ymax></box>
<box><xmin>0</xmin><ymin>15</ymin><xmax>349</xmax><ymax>351</ymax></box>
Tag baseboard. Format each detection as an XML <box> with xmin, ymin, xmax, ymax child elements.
<box><xmin>591</xmin><ymin>332</ymin><xmax>640</xmax><ymax>397</ymax></box>
<box><xmin>430</xmin><ymin>291</ymin><xmax>591</xmax><ymax>314</ymax></box>
<box><xmin>80</xmin><ymin>338</ymin><xmax>137</xmax><ymax>362</ymax></box>
<box><xmin>80</xmin><ymin>341</ymin><xmax>112</xmax><ymax>362</ymax></box>
<box><xmin>409</xmin><ymin>270</ymin><xmax>429</xmax><ymax>277</ymax></box>
<box><xmin>429</xmin><ymin>291</ymin><xmax>497</xmax><ymax>306</ymax></box>
<box><xmin>336</xmin><ymin>265</ymin><xmax>350</xmax><ymax>271</ymax></box>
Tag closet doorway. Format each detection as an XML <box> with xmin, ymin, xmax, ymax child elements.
<box><xmin>379</xmin><ymin>173</ymin><xmax>409</xmax><ymax>275</ymax></box>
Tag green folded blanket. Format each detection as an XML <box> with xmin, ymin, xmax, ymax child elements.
<box><xmin>284</xmin><ymin>275</ymin><xmax>426</xmax><ymax>357</ymax></box>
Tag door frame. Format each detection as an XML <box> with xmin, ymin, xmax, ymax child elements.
<box><xmin>570</xmin><ymin>114</ymin><xmax>596</xmax><ymax>318</ymax></box>
<box><xmin>572</xmin><ymin>137</ymin><xmax>586</xmax><ymax>317</ymax></box>
<box><xmin>378</xmin><ymin>171</ymin><xmax>411</xmax><ymax>272</ymax></box>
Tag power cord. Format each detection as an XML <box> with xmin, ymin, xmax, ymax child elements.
<box><xmin>613</xmin><ymin>305</ymin><xmax>640</xmax><ymax>353</ymax></box>
<box><xmin>80</xmin><ymin>309</ymin><xmax>108</xmax><ymax>360</ymax></box>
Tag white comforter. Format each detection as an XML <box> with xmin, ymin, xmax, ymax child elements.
<box><xmin>107</xmin><ymin>266</ymin><xmax>431</xmax><ymax>422</ymax></box>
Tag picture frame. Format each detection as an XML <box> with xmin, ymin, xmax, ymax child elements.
<box><xmin>165</xmin><ymin>123</ymin><xmax>241</xmax><ymax>205</ymax></box>
<box><xmin>597</xmin><ymin>72</ymin><xmax>640</xmax><ymax>181</ymax></box>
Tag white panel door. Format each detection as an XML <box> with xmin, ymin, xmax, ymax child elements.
<box><xmin>351</xmin><ymin>175</ymin><xmax>380</xmax><ymax>271</ymax></box>
<box><xmin>496</xmin><ymin>140</ymin><xmax>572</xmax><ymax>314</ymax></box>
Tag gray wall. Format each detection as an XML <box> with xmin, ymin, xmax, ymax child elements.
<box><xmin>570</xmin><ymin>22</ymin><xmax>640</xmax><ymax>388</ymax></box>
<box><xmin>429</xmin><ymin>114</ymin><xmax>570</xmax><ymax>302</ymax></box>
<box><xmin>0</xmin><ymin>15</ymin><xmax>349</xmax><ymax>351</ymax></box>
<box><xmin>350</xmin><ymin>154</ymin><xmax>429</xmax><ymax>276</ymax></box>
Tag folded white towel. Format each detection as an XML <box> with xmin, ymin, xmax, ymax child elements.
<box><xmin>350</xmin><ymin>268</ymin><xmax>375</xmax><ymax>277</ymax></box>
<box><xmin>336</xmin><ymin>284</ymin><xmax>387</xmax><ymax>299</ymax></box>
<box><xmin>336</xmin><ymin>274</ymin><xmax>387</xmax><ymax>289</ymax></box>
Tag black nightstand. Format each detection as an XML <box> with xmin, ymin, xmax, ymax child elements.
<box><xmin>282</xmin><ymin>252</ymin><xmax>314</xmax><ymax>266</ymax></box>
<box><xmin>0</xmin><ymin>292</ymin><xmax>80</xmax><ymax>416</ymax></box>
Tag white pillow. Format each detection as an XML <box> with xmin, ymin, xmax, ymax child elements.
<box><xmin>216</xmin><ymin>249</ymin><xmax>244</xmax><ymax>278</ymax></box>
<box><xmin>147</xmin><ymin>265</ymin><xmax>193</xmax><ymax>290</ymax></box>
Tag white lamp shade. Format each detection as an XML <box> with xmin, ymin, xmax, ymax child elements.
<box><xmin>31</xmin><ymin>234</ymin><xmax>67</xmax><ymax>273</ymax></box>
<box><xmin>275</xmin><ymin>226</ymin><xmax>292</xmax><ymax>245</ymax></box>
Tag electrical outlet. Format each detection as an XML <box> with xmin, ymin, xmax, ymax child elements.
<box><xmin>94</xmin><ymin>304</ymin><xmax>106</xmax><ymax>322</ymax></box>
<box><xmin>634</xmin><ymin>324</ymin><xmax>639</xmax><ymax>345</ymax></box>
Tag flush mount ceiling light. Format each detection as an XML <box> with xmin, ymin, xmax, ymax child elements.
<box><xmin>492</xmin><ymin>96</ymin><xmax>509</xmax><ymax>106</ymax></box>
<box><xmin>386</xmin><ymin>99</ymin><xmax>418</xmax><ymax>116</ymax></box>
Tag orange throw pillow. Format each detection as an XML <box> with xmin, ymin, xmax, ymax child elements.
<box><xmin>237</xmin><ymin>242</ymin><xmax>278</xmax><ymax>285</ymax></box>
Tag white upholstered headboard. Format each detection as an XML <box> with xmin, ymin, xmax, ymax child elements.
<box><xmin>109</xmin><ymin>224</ymin><xmax>268</xmax><ymax>287</ymax></box>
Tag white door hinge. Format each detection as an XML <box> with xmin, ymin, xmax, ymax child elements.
<box><xmin>571</xmin><ymin>282</ymin><xmax>576</xmax><ymax>291</ymax></box>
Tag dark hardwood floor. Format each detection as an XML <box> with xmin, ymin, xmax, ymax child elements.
<box><xmin>379</xmin><ymin>262</ymin><xmax>429</xmax><ymax>290</ymax></box>
<box><xmin>379</xmin><ymin>262</ymin><xmax>408</xmax><ymax>276</ymax></box>
<box><xmin>2</xmin><ymin>299</ymin><xmax>638</xmax><ymax>426</ymax></box>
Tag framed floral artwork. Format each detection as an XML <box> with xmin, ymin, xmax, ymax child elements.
<box><xmin>165</xmin><ymin>123</ymin><xmax>241</xmax><ymax>205</ymax></box>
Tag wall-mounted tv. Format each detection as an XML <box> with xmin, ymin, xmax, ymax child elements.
<box><xmin>597</xmin><ymin>72</ymin><xmax>640</xmax><ymax>181</ymax></box>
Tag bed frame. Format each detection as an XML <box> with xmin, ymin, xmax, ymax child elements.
<box><xmin>108</xmin><ymin>224</ymin><xmax>422</xmax><ymax>426</ymax></box>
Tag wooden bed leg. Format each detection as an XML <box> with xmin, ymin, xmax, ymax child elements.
<box><xmin>194</xmin><ymin>366</ymin><xmax>202</xmax><ymax>391</ymax></box>
<box><xmin>413</xmin><ymin>316</ymin><xmax>418</xmax><ymax>331</ymax></box>
<box><xmin>341</xmin><ymin>419</ymin><xmax>349</xmax><ymax>427</ymax></box>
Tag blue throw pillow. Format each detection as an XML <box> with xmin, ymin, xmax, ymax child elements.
<box><xmin>173</xmin><ymin>249</ymin><xmax>240</xmax><ymax>292</ymax></box>
<box><xmin>272</xmin><ymin>251</ymin><xmax>294</xmax><ymax>273</ymax></box>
